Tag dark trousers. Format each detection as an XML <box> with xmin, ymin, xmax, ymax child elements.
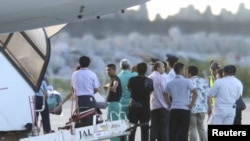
<box><xmin>150</xmin><ymin>108</ymin><xmax>169</xmax><ymax>141</ymax></box>
<box><xmin>77</xmin><ymin>95</ymin><xmax>96</xmax><ymax>123</ymax></box>
<box><xmin>35</xmin><ymin>96</ymin><xmax>51</xmax><ymax>132</ymax></box>
<box><xmin>127</xmin><ymin>105</ymin><xmax>150</xmax><ymax>141</ymax></box>
<box><xmin>169</xmin><ymin>109</ymin><xmax>190</xmax><ymax>141</ymax></box>
<box><xmin>234</xmin><ymin>109</ymin><xmax>242</xmax><ymax>125</ymax></box>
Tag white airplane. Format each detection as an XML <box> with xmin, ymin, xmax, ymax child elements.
<box><xmin>0</xmin><ymin>0</ymin><xmax>150</xmax><ymax>140</ymax></box>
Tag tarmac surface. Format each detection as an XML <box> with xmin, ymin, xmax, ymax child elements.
<box><xmin>50</xmin><ymin>98</ymin><xmax>250</xmax><ymax>141</ymax></box>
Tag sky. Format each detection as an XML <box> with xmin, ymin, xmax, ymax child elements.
<box><xmin>129</xmin><ymin>0</ymin><xmax>250</xmax><ymax>21</ymax></box>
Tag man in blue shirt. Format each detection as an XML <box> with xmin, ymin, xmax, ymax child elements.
<box><xmin>165</xmin><ymin>62</ymin><xmax>198</xmax><ymax>141</ymax></box>
<box><xmin>35</xmin><ymin>80</ymin><xmax>52</xmax><ymax>134</ymax></box>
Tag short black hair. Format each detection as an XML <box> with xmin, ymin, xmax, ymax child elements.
<box><xmin>188</xmin><ymin>65</ymin><xmax>198</xmax><ymax>76</ymax></box>
<box><xmin>137</xmin><ymin>62</ymin><xmax>147</xmax><ymax>75</ymax></box>
<box><xmin>166</xmin><ymin>54</ymin><xmax>178</xmax><ymax>67</ymax></box>
<box><xmin>223</xmin><ymin>65</ymin><xmax>236</xmax><ymax>75</ymax></box>
<box><xmin>153</xmin><ymin>62</ymin><xmax>161</xmax><ymax>71</ymax></box>
<box><xmin>79</xmin><ymin>56</ymin><xmax>90</xmax><ymax>67</ymax></box>
<box><xmin>232</xmin><ymin>65</ymin><xmax>236</xmax><ymax>75</ymax></box>
<box><xmin>107</xmin><ymin>64</ymin><xmax>116</xmax><ymax>71</ymax></box>
<box><xmin>174</xmin><ymin>62</ymin><xmax>184</xmax><ymax>74</ymax></box>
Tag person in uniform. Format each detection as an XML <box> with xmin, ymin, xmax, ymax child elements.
<box><xmin>231</xmin><ymin>65</ymin><xmax>245</xmax><ymax>125</ymax></box>
<box><xmin>208</xmin><ymin>65</ymin><xmax>241</xmax><ymax>125</ymax></box>
<box><xmin>35</xmin><ymin>80</ymin><xmax>53</xmax><ymax>134</ymax></box>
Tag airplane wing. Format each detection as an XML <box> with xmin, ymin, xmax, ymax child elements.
<box><xmin>0</xmin><ymin>0</ymin><xmax>150</xmax><ymax>34</ymax></box>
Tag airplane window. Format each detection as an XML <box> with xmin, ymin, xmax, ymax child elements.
<box><xmin>24</xmin><ymin>29</ymin><xmax>47</xmax><ymax>56</ymax></box>
<box><xmin>5</xmin><ymin>32</ymin><xmax>44</xmax><ymax>86</ymax></box>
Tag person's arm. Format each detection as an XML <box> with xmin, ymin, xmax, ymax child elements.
<box><xmin>127</xmin><ymin>78</ymin><xmax>132</xmax><ymax>91</ymax></box>
<box><xmin>57</xmin><ymin>88</ymin><xmax>73</xmax><ymax>107</ymax></box>
<box><xmin>94</xmin><ymin>88</ymin><xmax>100</xmax><ymax>94</ymax></box>
<box><xmin>207</xmin><ymin>96</ymin><xmax>212</xmax><ymax>116</ymax></box>
<box><xmin>44</xmin><ymin>91</ymin><xmax>49</xmax><ymax>98</ymax></box>
<box><xmin>188</xmin><ymin>89</ymin><xmax>197</xmax><ymax>109</ymax></box>
<box><xmin>103</xmin><ymin>83</ymin><xmax>109</xmax><ymax>91</ymax></box>
<box><xmin>53</xmin><ymin>91</ymin><xmax>72</xmax><ymax>113</ymax></box>
<box><xmin>164</xmin><ymin>93</ymin><xmax>171</xmax><ymax>109</ymax></box>
<box><xmin>163</xmin><ymin>82</ymin><xmax>171</xmax><ymax>108</ymax></box>
<box><xmin>59</xmin><ymin>92</ymin><xmax>72</xmax><ymax>106</ymax></box>
<box><xmin>110</xmin><ymin>80</ymin><xmax>118</xmax><ymax>93</ymax></box>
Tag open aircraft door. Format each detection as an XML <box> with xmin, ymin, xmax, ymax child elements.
<box><xmin>0</xmin><ymin>29</ymin><xmax>50</xmax><ymax>134</ymax></box>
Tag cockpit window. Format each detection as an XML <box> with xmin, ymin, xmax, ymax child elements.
<box><xmin>0</xmin><ymin>29</ymin><xmax>50</xmax><ymax>91</ymax></box>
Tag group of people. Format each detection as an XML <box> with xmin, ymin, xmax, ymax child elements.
<box><xmin>35</xmin><ymin>54</ymin><xmax>246</xmax><ymax>141</ymax></box>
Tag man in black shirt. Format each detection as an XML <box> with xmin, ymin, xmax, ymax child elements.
<box><xmin>127</xmin><ymin>62</ymin><xmax>154</xmax><ymax>141</ymax></box>
<box><xmin>104</xmin><ymin>64</ymin><xmax>122</xmax><ymax>141</ymax></box>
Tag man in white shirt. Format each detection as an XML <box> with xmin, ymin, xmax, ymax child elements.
<box><xmin>150</xmin><ymin>57</ymin><xmax>170</xmax><ymax>85</ymax></box>
<box><xmin>71</xmin><ymin>56</ymin><xmax>101</xmax><ymax>123</ymax></box>
<box><xmin>228</xmin><ymin>65</ymin><xmax>244</xmax><ymax>125</ymax></box>
<box><xmin>148</xmin><ymin>61</ymin><xmax>170</xmax><ymax>141</ymax></box>
<box><xmin>166</xmin><ymin>54</ymin><xmax>178</xmax><ymax>81</ymax></box>
<box><xmin>208</xmin><ymin>65</ymin><xmax>241</xmax><ymax>125</ymax></box>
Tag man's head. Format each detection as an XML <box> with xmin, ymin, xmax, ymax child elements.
<box><xmin>153</xmin><ymin>61</ymin><xmax>165</xmax><ymax>74</ymax></box>
<box><xmin>174</xmin><ymin>62</ymin><xmax>184</xmax><ymax>75</ymax></box>
<box><xmin>79</xmin><ymin>56</ymin><xmax>90</xmax><ymax>68</ymax></box>
<box><xmin>209</xmin><ymin>60</ymin><xmax>221</xmax><ymax>77</ymax></box>
<box><xmin>223</xmin><ymin>65</ymin><xmax>236</xmax><ymax>76</ymax></box>
<box><xmin>137</xmin><ymin>62</ymin><xmax>147</xmax><ymax>75</ymax></box>
<box><xmin>150</xmin><ymin>57</ymin><xmax>160</xmax><ymax>71</ymax></box>
<box><xmin>166</xmin><ymin>54</ymin><xmax>178</xmax><ymax>68</ymax></box>
<box><xmin>120</xmin><ymin>59</ymin><xmax>130</xmax><ymax>70</ymax></box>
<box><xmin>187</xmin><ymin>65</ymin><xmax>198</xmax><ymax>77</ymax></box>
<box><xmin>106</xmin><ymin>64</ymin><xmax>116</xmax><ymax>77</ymax></box>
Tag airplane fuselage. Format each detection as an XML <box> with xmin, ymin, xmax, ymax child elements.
<box><xmin>0</xmin><ymin>0</ymin><xmax>149</xmax><ymax>34</ymax></box>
